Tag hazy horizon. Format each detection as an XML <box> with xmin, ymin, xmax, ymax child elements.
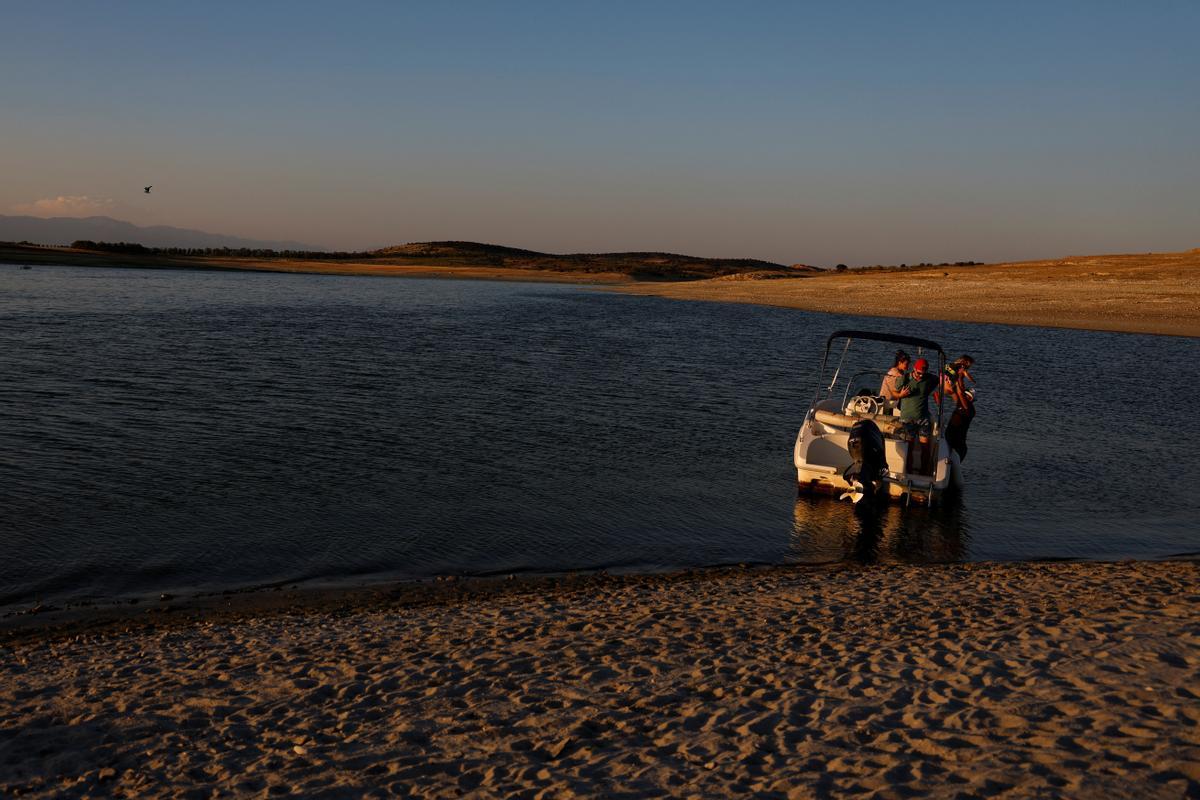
<box><xmin>3</xmin><ymin>1</ymin><xmax>1197</xmax><ymax>267</ymax></box>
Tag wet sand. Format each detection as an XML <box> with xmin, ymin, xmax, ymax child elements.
<box><xmin>3</xmin><ymin>561</ymin><xmax>1197</xmax><ymax>798</ymax></box>
<box><xmin>619</xmin><ymin>250</ymin><xmax>1200</xmax><ymax>337</ymax></box>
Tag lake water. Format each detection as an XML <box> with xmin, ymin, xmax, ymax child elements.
<box><xmin>1</xmin><ymin>265</ymin><xmax>1197</xmax><ymax>609</ymax></box>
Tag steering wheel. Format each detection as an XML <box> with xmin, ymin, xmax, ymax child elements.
<box><xmin>847</xmin><ymin>395</ymin><xmax>881</xmax><ymax>416</ymax></box>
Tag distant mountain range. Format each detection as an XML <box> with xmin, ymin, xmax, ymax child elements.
<box><xmin>0</xmin><ymin>215</ymin><xmax>318</xmax><ymax>251</ymax></box>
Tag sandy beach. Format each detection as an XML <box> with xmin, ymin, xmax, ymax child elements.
<box><xmin>620</xmin><ymin>250</ymin><xmax>1200</xmax><ymax>337</ymax></box>
<box><xmin>3</xmin><ymin>561</ymin><xmax>1197</xmax><ymax>798</ymax></box>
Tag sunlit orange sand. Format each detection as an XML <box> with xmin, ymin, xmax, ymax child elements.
<box><xmin>619</xmin><ymin>250</ymin><xmax>1200</xmax><ymax>337</ymax></box>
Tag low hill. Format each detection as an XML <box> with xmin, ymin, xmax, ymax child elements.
<box><xmin>0</xmin><ymin>237</ymin><xmax>819</xmax><ymax>281</ymax></box>
<box><xmin>370</xmin><ymin>241</ymin><xmax>813</xmax><ymax>279</ymax></box>
<box><xmin>375</xmin><ymin>241</ymin><xmax>543</xmax><ymax>259</ymax></box>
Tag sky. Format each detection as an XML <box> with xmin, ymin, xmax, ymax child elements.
<box><xmin>2</xmin><ymin>1</ymin><xmax>1197</xmax><ymax>266</ymax></box>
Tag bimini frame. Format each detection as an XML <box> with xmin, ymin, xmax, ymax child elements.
<box><xmin>811</xmin><ymin>330</ymin><xmax>949</xmax><ymax>492</ymax></box>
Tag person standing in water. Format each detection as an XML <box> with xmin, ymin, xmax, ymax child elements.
<box><xmin>943</xmin><ymin>355</ymin><xmax>977</xmax><ymax>462</ymax></box>
<box><xmin>942</xmin><ymin>355</ymin><xmax>976</xmax><ymax>397</ymax></box>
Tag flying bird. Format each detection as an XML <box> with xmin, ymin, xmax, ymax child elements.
<box><xmin>144</xmin><ymin>186</ymin><xmax>152</xmax><ymax>194</ymax></box>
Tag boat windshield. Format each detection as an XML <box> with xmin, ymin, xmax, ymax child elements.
<box><xmin>841</xmin><ymin>370</ymin><xmax>890</xmax><ymax>406</ymax></box>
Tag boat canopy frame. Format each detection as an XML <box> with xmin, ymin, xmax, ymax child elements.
<box><xmin>811</xmin><ymin>329</ymin><xmax>949</xmax><ymax>438</ymax></box>
<box><xmin>824</xmin><ymin>329</ymin><xmax>945</xmax><ymax>355</ymax></box>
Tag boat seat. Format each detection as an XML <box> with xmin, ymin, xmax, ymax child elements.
<box><xmin>873</xmin><ymin>416</ymin><xmax>907</xmax><ymax>436</ymax></box>
<box><xmin>813</xmin><ymin>409</ymin><xmax>905</xmax><ymax>436</ymax></box>
<box><xmin>813</xmin><ymin>409</ymin><xmax>856</xmax><ymax>429</ymax></box>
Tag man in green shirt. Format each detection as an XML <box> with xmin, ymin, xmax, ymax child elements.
<box><xmin>896</xmin><ymin>358</ymin><xmax>938</xmax><ymax>473</ymax></box>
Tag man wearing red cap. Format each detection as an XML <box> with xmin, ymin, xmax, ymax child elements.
<box><xmin>896</xmin><ymin>357</ymin><xmax>938</xmax><ymax>473</ymax></box>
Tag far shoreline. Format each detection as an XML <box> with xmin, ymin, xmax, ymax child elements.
<box><xmin>5</xmin><ymin>246</ymin><xmax>1198</xmax><ymax>337</ymax></box>
<box><xmin>615</xmin><ymin>248</ymin><xmax>1200</xmax><ymax>338</ymax></box>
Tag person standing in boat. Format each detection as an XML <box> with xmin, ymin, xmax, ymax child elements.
<box><xmin>879</xmin><ymin>349</ymin><xmax>910</xmax><ymax>401</ymax></box>
<box><xmin>896</xmin><ymin>357</ymin><xmax>938</xmax><ymax>473</ymax></box>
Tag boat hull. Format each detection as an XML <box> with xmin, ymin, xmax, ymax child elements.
<box><xmin>794</xmin><ymin>415</ymin><xmax>957</xmax><ymax>504</ymax></box>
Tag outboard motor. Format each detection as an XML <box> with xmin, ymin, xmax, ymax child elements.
<box><xmin>841</xmin><ymin>419</ymin><xmax>887</xmax><ymax>505</ymax></box>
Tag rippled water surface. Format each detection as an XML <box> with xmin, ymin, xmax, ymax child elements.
<box><xmin>2</xmin><ymin>266</ymin><xmax>1197</xmax><ymax>607</ymax></box>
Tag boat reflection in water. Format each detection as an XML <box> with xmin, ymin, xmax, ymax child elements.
<box><xmin>788</xmin><ymin>495</ymin><xmax>970</xmax><ymax>564</ymax></box>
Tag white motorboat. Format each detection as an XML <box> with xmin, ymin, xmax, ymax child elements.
<box><xmin>794</xmin><ymin>330</ymin><xmax>962</xmax><ymax>506</ymax></box>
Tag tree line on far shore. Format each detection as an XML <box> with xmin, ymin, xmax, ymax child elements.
<box><xmin>851</xmin><ymin>260</ymin><xmax>982</xmax><ymax>271</ymax></box>
<box><xmin>57</xmin><ymin>240</ymin><xmax>985</xmax><ymax>271</ymax></box>
<box><xmin>69</xmin><ymin>241</ymin><xmax>368</xmax><ymax>259</ymax></box>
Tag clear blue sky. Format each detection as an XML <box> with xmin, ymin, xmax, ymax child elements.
<box><xmin>3</xmin><ymin>1</ymin><xmax>1197</xmax><ymax>265</ymax></box>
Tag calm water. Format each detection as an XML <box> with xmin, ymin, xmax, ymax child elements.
<box><xmin>2</xmin><ymin>266</ymin><xmax>1197</xmax><ymax>609</ymax></box>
